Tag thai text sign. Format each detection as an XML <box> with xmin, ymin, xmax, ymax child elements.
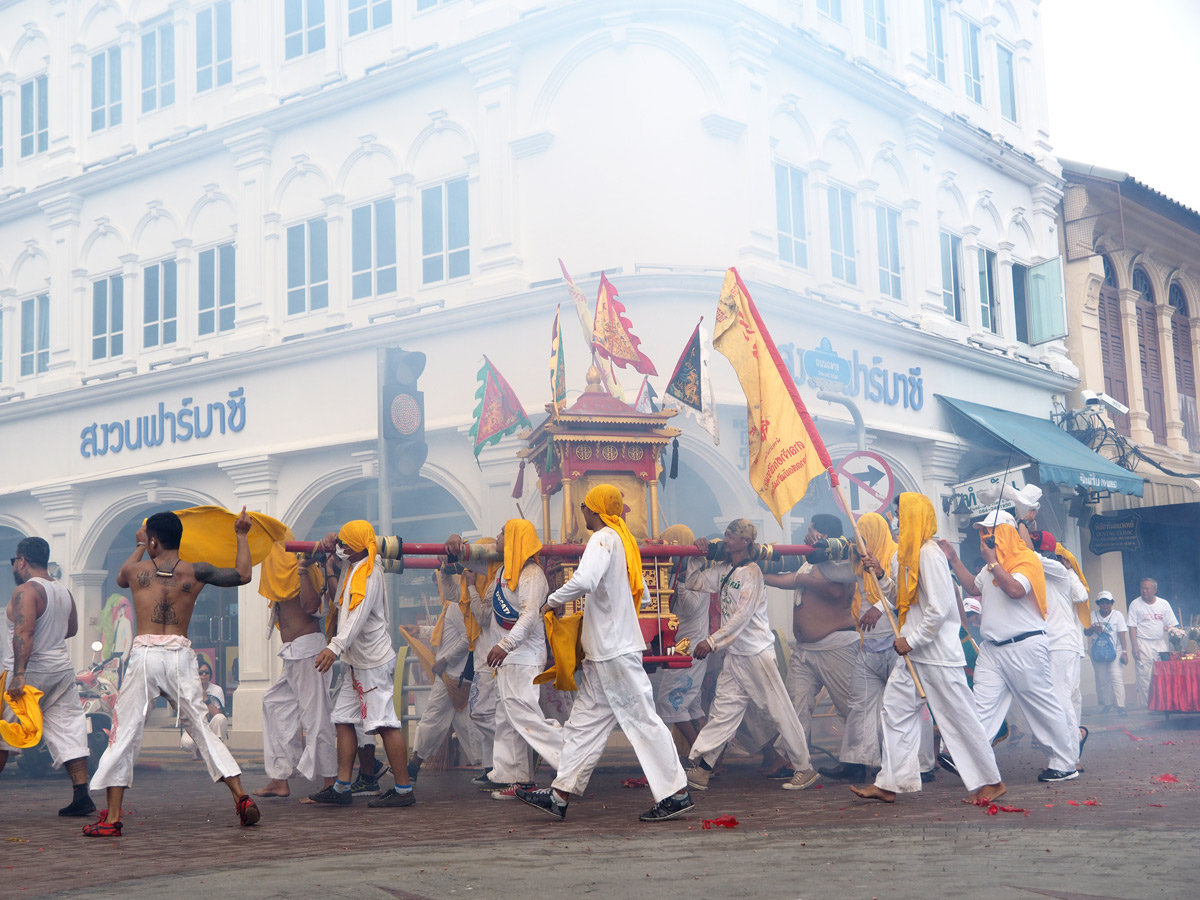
<box><xmin>80</xmin><ymin>388</ymin><xmax>246</xmax><ymax>458</ymax></box>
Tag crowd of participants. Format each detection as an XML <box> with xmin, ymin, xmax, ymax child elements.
<box><xmin>0</xmin><ymin>482</ymin><xmax>1181</xmax><ymax>835</ymax></box>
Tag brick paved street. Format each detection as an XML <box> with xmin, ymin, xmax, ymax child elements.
<box><xmin>2</xmin><ymin>708</ymin><xmax>1198</xmax><ymax>900</ymax></box>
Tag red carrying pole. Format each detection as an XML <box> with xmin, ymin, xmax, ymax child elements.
<box><xmin>284</xmin><ymin>539</ymin><xmax>814</xmax><ymax>559</ymax></box>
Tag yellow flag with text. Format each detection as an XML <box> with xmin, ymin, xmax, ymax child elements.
<box><xmin>713</xmin><ymin>268</ymin><xmax>834</xmax><ymax>524</ymax></box>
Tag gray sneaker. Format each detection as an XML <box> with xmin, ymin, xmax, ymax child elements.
<box><xmin>308</xmin><ymin>785</ymin><xmax>353</xmax><ymax>805</ymax></box>
<box><xmin>782</xmin><ymin>768</ymin><xmax>820</xmax><ymax>791</ymax></box>
<box><xmin>686</xmin><ymin>765</ymin><xmax>711</xmax><ymax>791</ymax></box>
<box><xmin>350</xmin><ymin>775</ymin><xmax>381</xmax><ymax>796</ymax></box>
<box><xmin>367</xmin><ymin>787</ymin><xmax>416</xmax><ymax>808</ymax></box>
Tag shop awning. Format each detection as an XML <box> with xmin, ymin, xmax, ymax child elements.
<box><xmin>938</xmin><ymin>396</ymin><xmax>1144</xmax><ymax>497</ymax></box>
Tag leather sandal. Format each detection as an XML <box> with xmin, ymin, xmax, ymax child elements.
<box><xmin>237</xmin><ymin>794</ymin><xmax>261</xmax><ymax>826</ymax></box>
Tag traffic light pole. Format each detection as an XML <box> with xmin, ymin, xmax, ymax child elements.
<box><xmin>376</xmin><ymin>347</ymin><xmax>393</xmax><ymax>575</ymax></box>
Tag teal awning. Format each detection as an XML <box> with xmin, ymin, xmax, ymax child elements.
<box><xmin>938</xmin><ymin>396</ymin><xmax>1144</xmax><ymax>497</ymax></box>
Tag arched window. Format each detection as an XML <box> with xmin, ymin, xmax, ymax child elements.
<box><xmin>1103</xmin><ymin>256</ymin><xmax>1116</xmax><ymax>287</ymax></box>
<box><xmin>1132</xmin><ymin>266</ymin><xmax>1166</xmax><ymax>442</ymax></box>
<box><xmin>1097</xmin><ymin>257</ymin><xmax>1129</xmax><ymax>434</ymax></box>
<box><xmin>1169</xmin><ymin>283</ymin><xmax>1197</xmax><ymax>449</ymax></box>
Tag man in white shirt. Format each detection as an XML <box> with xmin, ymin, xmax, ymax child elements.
<box><xmin>653</xmin><ymin>525</ymin><xmax>711</xmax><ymax>753</ymax></box>
<box><xmin>516</xmin><ymin>484</ymin><xmax>692</xmax><ymax>822</ymax></box>
<box><xmin>309</xmin><ymin>520</ymin><xmax>415</xmax><ymax>808</ymax></box>
<box><xmin>479</xmin><ymin>519</ymin><xmax>564</xmax><ymax>797</ymax></box>
<box><xmin>684</xmin><ymin>519</ymin><xmax>819</xmax><ymax>793</ymax></box>
<box><xmin>1127</xmin><ymin>578</ymin><xmax>1179</xmax><ymax>706</ymax></box>
<box><xmin>851</xmin><ymin>493</ymin><xmax>1004</xmax><ymax>805</ymax></box>
<box><xmin>940</xmin><ymin>510</ymin><xmax>1078</xmax><ymax>783</ymax></box>
<box><xmin>1085</xmin><ymin>591</ymin><xmax>1128</xmax><ymax>714</ymax></box>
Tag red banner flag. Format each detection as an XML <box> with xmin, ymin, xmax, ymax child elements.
<box><xmin>469</xmin><ymin>356</ymin><xmax>531</xmax><ymax>459</ymax></box>
<box><xmin>591</xmin><ymin>272</ymin><xmax>657</xmax><ymax>376</ymax></box>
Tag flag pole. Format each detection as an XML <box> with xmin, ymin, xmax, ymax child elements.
<box><xmin>833</xmin><ymin>478</ymin><xmax>926</xmax><ymax>700</ymax></box>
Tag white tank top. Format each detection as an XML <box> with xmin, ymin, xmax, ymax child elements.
<box><xmin>23</xmin><ymin>577</ymin><xmax>74</xmax><ymax>672</ymax></box>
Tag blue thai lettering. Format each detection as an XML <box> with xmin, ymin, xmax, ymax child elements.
<box><xmin>907</xmin><ymin>367</ymin><xmax>923</xmax><ymax>410</ymax></box>
<box><xmin>143</xmin><ymin>412</ymin><xmax>165</xmax><ymax>447</ymax></box>
<box><xmin>124</xmin><ymin>417</ymin><xmax>143</xmax><ymax>451</ymax></box>
<box><xmin>102</xmin><ymin>422</ymin><xmax>125</xmax><ymax>454</ymax></box>
<box><xmin>157</xmin><ymin>403</ymin><xmax>178</xmax><ymax>443</ymax></box>
<box><xmin>80</xmin><ymin>424</ymin><xmax>99</xmax><ymax>458</ymax></box>
<box><xmin>176</xmin><ymin>398</ymin><xmax>195</xmax><ymax>443</ymax></box>
<box><xmin>227</xmin><ymin>388</ymin><xmax>246</xmax><ymax>432</ymax></box>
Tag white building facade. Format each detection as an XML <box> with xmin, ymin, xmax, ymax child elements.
<box><xmin>0</xmin><ymin>0</ymin><xmax>1100</xmax><ymax>742</ymax></box>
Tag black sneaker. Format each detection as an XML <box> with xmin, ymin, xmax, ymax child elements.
<box><xmin>407</xmin><ymin>760</ymin><xmax>421</xmax><ymax>783</ymax></box>
<box><xmin>920</xmin><ymin>768</ymin><xmax>936</xmax><ymax>784</ymax></box>
<box><xmin>350</xmin><ymin>775</ymin><xmax>381</xmax><ymax>797</ymax></box>
<box><xmin>470</xmin><ymin>768</ymin><xmax>495</xmax><ymax>787</ymax></box>
<box><xmin>937</xmin><ymin>752</ymin><xmax>959</xmax><ymax>777</ymax></box>
<box><xmin>308</xmin><ymin>785</ymin><xmax>354</xmax><ymax>805</ymax></box>
<box><xmin>817</xmin><ymin>763</ymin><xmax>866</xmax><ymax>783</ymax></box>
<box><xmin>59</xmin><ymin>792</ymin><xmax>97</xmax><ymax>817</ymax></box>
<box><xmin>638</xmin><ymin>792</ymin><xmax>694</xmax><ymax>822</ymax></box>
<box><xmin>1037</xmin><ymin>768</ymin><xmax>1080</xmax><ymax>783</ymax></box>
<box><xmin>367</xmin><ymin>787</ymin><xmax>416</xmax><ymax>808</ymax></box>
<box><xmin>516</xmin><ymin>786</ymin><xmax>567</xmax><ymax>820</ymax></box>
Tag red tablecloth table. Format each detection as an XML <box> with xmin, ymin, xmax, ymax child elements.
<box><xmin>1148</xmin><ymin>658</ymin><xmax>1200</xmax><ymax>713</ymax></box>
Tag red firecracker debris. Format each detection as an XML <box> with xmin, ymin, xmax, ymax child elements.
<box><xmin>1153</xmin><ymin>774</ymin><xmax>1180</xmax><ymax>783</ymax></box>
<box><xmin>1067</xmin><ymin>800</ymin><xmax>1079</xmax><ymax>806</ymax></box>
<box><xmin>1148</xmin><ymin>803</ymin><xmax>1166</xmax><ymax>807</ymax></box>
<box><xmin>1162</xmin><ymin>740</ymin><xmax>1177</xmax><ymax>745</ymax></box>
<box><xmin>985</xmin><ymin>803</ymin><xmax>1028</xmax><ymax>816</ymax></box>
<box><xmin>621</xmin><ymin>776</ymin><xmax>649</xmax><ymax>788</ymax></box>
<box><xmin>1122</xmin><ymin>729</ymin><xmax>1147</xmax><ymax>741</ymax></box>
<box><xmin>1083</xmin><ymin>799</ymin><xmax>1101</xmax><ymax>806</ymax></box>
<box><xmin>701</xmin><ymin>815</ymin><xmax>739</xmax><ymax>830</ymax></box>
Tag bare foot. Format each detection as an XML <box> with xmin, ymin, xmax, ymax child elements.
<box><xmin>849</xmin><ymin>784</ymin><xmax>895</xmax><ymax>803</ymax></box>
<box><xmin>253</xmin><ymin>779</ymin><xmax>291</xmax><ymax>798</ymax></box>
<box><xmin>964</xmin><ymin>782</ymin><xmax>1007</xmax><ymax>805</ymax></box>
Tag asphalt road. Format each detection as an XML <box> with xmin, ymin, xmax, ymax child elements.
<box><xmin>2</xmin><ymin>707</ymin><xmax>1197</xmax><ymax>900</ymax></box>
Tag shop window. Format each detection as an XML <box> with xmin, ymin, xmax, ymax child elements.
<box><xmin>142</xmin><ymin>22</ymin><xmax>176</xmax><ymax>113</ymax></box>
<box><xmin>939</xmin><ymin>230</ymin><xmax>963</xmax><ymax>321</ymax></box>
<box><xmin>143</xmin><ymin>260</ymin><xmax>178</xmax><ymax>348</ymax></box>
<box><xmin>21</xmin><ymin>74</ymin><xmax>49</xmax><ymax>158</ymax></box>
<box><xmin>352</xmin><ymin>198</ymin><xmax>397</xmax><ymax>299</ymax></box>
<box><xmin>91</xmin><ymin>47</ymin><xmax>122</xmax><ymax>132</ymax></box>
<box><xmin>349</xmin><ymin>0</ymin><xmax>391</xmax><ymax>35</ymax></box>
<box><xmin>198</xmin><ymin>242</ymin><xmax>236</xmax><ymax>335</ymax></box>
<box><xmin>978</xmin><ymin>247</ymin><xmax>998</xmax><ymax>334</ymax></box>
<box><xmin>421</xmin><ymin>179</ymin><xmax>469</xmax><ymax>285</ymax></box>
<box><xmin>92</xmin><ymin>274</ymin><xmax>124</xmax><ymax>360</ymax></box>
<box><xmin>284</xmin><ymin>0</ymin><xmax>325</xmax><ymax>60</ymax></box>
<box><xmin>20</xmin><ymin>293</ymin><xmax>49</xmax><ymax>377</ymax></box>
<box><xmin>197</xmin><ymin>1</ymin><xmax>233</xmax><ymax>91</ymax></box>
<box><xmin>286</xmin><ymin>216</ymin><xmax>329</xmax><ymax>314</ymax></box>
<box><xmin>774</xmin><ymin>163</ymin><xmax>808</xmax><ymax>268</ymax></box>
<box><xmin>828</xmin><ymin>184</ymin><xmax>857</xmax><ymax>285</ymax></box>
<box><xmin>875</xmin><ymin>204</ymin><xmax>901</xmax><ymax>300</ymax></box>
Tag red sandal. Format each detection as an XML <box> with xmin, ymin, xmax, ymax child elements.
<box><xmin>82</xmin><ymin>819</ymin><xmax>122</xmax><ymax>837</ymax></box>
<box><xmin>236</xmin><ymin>794</ymin><xmax>261</xmax><ymax>826</ymax></box>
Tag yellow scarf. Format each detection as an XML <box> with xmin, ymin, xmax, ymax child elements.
<box><xmin>504</xmin><ymin>519</ymin><xmax>543</xmax><ymax>592</ymax></box>
<box><xmin>171</xmin><ymin>506</ymin><xmax>290</xmax><ymax>567</ymax></box>
<box><xmin>1054</xmin><ymin>545</ymin><xmax>1092</xmax><ymax>628</ymax></box>
<box><xmin>534</xmin><ymin>610</ymin><xmax>585</xmax><ymax>691</ymax></box>
<box><xmin>258</xmin><ymin>534</ymin><xmax>326</xmax><ymax>609</ymax></box>
<box><xmin>858</xmin><ymin>512</ymin><xmax>898</xmax><ymax>618</ymax></box>
<box><xmin>897</xmin><ymin>493</ymin><xmax>937</xmax><ymax>627</ymax></box>
<box><xmin>338</xmin><ymin>520</ymin><xmax>377</xmax><ymax>611</ymax></box>
<box><xmin>987</xmin><ymin>523</ymin><xmax>1047</xmax><ymax>618</ymax></box>
<box><xmin>460</xmin><ymin>537</ymin><xmax>500</xmax><ymax>651</ymax></box>
<box><xmin>584</xmin><ymin>484</ymin><xmax>644</xmax><ymax>604</ymax></box>
<box><xmin>432</xmin><ymin>568</ymin><xmax>484</xmax><ymax>652</ymax></box>
<box><xmin>0</xmin><ymin>675</ymin><xmax>45</xmax><ymax>749</ymax></box>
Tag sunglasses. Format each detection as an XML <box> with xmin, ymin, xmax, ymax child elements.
<box><xmin>9</xmin><ymin>557</ymin><xmax>21</xmax><ymax>566</ymax></box>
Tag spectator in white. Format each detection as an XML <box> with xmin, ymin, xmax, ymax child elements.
<box><xmin>1085</xmin><ymin>591</ymin><xmax>1128</xmax><ymax>715</ymax></box>
<box><xmin>1029</xmin><ymin>530</ymin><xmax>1088</xmax><ymax>771</ymax></box>
<box><xmin>1127</xmin><ymin>578</ymin><xmax>1179</xmax><ymax>707</ymax></box>
<box><xmin>180</xmin><ymin>658</ymin><xmax>229</xmax><ymax>755</ymax></box>
<box><xmin>939</xmin><ymin>509</ymin><xmax>1078</xmax><ymax>783</ymax></box>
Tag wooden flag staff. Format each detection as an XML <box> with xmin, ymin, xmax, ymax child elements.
<box><xmin>833</xmin><ymin>479</ymin><xmax>926</xmax><ymax>700</ymax></box>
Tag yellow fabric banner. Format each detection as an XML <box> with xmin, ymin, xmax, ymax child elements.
<box><xmin>174</xmin><ymin>506</ymin><xmax>290</xmax><ymax>568</ymax></box>
<box><xmin>713</xmin><ymin>268</ymin><xmax>832</xmax><ymax>524</ymax></box>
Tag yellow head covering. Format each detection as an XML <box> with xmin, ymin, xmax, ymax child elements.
<box><xmin>660</xmin><ymin>523</ymin><xmax>695</xmax><ymax>545</ymax></box>
<box><xmin>858</xmin><ymin>512</ymin><xmax>898</xmax><ymax>616</ymax></box>
<box><xmin>337</xmin><ymin>520</ymin><xmax>377</xmax><ymax>611</ymax></box>
<box><xmin>986</xmin><ymin>523</ymin><xmax>1047</xmax><ymax>618</ymax></box>
<box><xmin>584</xmin><ymin>484</ymin><xmax>644</xmax><ymax>604</ymax></box>
<box><xmin>0</xmin><ymin>676</ymin><xmax>45</xmax><ymax>749</ymax></box>
<box><xmin>170</xmin><ymin>506</ymin><xmax>291</xmax><ymax>567</ymax></box>
<box><xmin>897</xmin><ymin>493</ymin><xmax>937</xmax><ymax>627</ymax></box>
<box><xmin>1054</xmin><ymin>544</ymin><xmax>1092</xmax><ymax>628</ymax></box>
<box><xmin>504</xmin><ymin>519</ymin><xmax>543</xmax><ymax>592</ymax></box>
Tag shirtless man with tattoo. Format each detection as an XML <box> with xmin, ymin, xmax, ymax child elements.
<box><xmin>763</xmin><ymin>513</ymin><xmax>860</xmax><ymax>743</ymax></box>
<box><xmin>0</xmin><ymin>537</ymin><xmax>95</xmax><ymax>817</ymax></box>
<box><xmin>85</xmin><ymin>509</ymin><xmax>260</xmax><ymax>836</ymax></box>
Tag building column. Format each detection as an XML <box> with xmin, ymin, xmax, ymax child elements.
<box><xmin>322</xmin><ymin>192</ymin><xmax>349</xmax><ymax>326</ymax></box>
<box><xmin>224</xmin><ymin>129</ymin><xmax>275</xmax><ymax>351</ymax></box>
<box><xmin>30</xmin><ymin>485</ymin><xmax>86</xmax><ymax>664</ymax></box>
<box><xmin>996</xmin><ymin>241</ymin><xmax>1018</xmax><ymax>348</ymax></box>
<box><xmin>39</xmin><ymin>193</ymin><xmax>84</xmax><ymax>389</ymax></box>
<box><xmin>1118</xmin><ymin>287</ymin><xmax>1153</xmax><ymax>444</ymax></box>
<box><xmin>903</xmin><ymin>114</ymin><xmax>946</xmax><ymax>328</ymax></box>
<box><xmin>219</xmin><ymin>455</ymin><xmax>281</xmax><ymax>746</ymax></box>
<box><xmin>919</xmin><ymin>438</ymin><xmax>966</xmax><ymax>539</ymax></box>
<box><xmin>72</xmin><ymin>570</ymin><xmax>110</xmax><ymax>664</ymax></box>
<box><xmin>727</xmin><ymin>24</ymin><xmax>775</xmax><ymax>271</ymax></box>
<box><xmin>1156</xmin><ymin>303</ymin><xmax>1186</xmax><ymax>450</ymax></box>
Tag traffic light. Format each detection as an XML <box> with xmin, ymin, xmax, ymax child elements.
<box><xmin>381</xmin><ymin>348</ymin><xmax>427</xmax><ymax>480</ymax></box>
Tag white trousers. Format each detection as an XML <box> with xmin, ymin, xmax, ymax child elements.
<box><xmin>91</xmin><ymin>644</ymin><xmax>241</xmax><ymax>790</ymax></box>
<box><xmin>655</xmin><ymin>655</ymin><xmax>709</xmax><ymax>724</ymax></box>
<box><xmin>877</xmin><ymin>659</ymin><xmax>1001</xmax><ymax>794</ymax></box>
<box><xmin>260</xmin><ymin>649</ymin><xmax>337</xmax><ymax>781</ymax></box>
<box><xmin>786</xmin><ymin>637</ymin><xmax>857</xmax><ymax>736</ymax></box>
<box><xmin>1</xmin><ymin>666</ymin><xmax>89</xmax><ymax>765</ymax></box>
<box><xmin>469</xmin><ymin>669</ymin><xmax>499</xmax><ymax>768</ymax></box>
<box><xmin>841</xmin><ymin>649</ymin><xmax>934</xmax><ymax>771</ymax></box>
<box><xmin>1092</xmin><ymin>656</ymin><xmax>1126</xmax><ymax>709</ymax></box>
<box><xmin>490</xmin><ymin>664</ymin><xmax>565</xmax><ymax>784</ymax></box>
<box><xmin>1049</xmin><ymin>649</ymin><xmax>1082</xmax><ymax>764</ymax></box>
<box><xmin>180</xmin><ymin>713</ymin><xmax>228</xmax><ymax>752</ymax></box>
<box><xmin>1136</xmin><ymin>639</ymin><xmax>1168</xmax><ymax>706</ymax></box>
<box><xmin>974</xmin><ymin>636</ymin><xmax>1075</xmax><ymax>773</ymax></box>
<box><xmin>552</xmin><ymin>653</ymin><xmax>687</xmax><ymax>803</ymax></box>
<box><xmin>413</xmin><ymin>677</ymin><xmax>483</xmax><ymax>764</ymax></box>
<box><xmin>690</xmin><ymin>649</ymin><xmax>812</xmax><ymax>772</ymax></box>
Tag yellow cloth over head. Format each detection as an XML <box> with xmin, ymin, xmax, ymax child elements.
<box><xmin>1054</xmin><ymin>544</ymin><xmax>1092</xmax><ymax>628</ymax></box>
<box><xmin>534</xmin><ymin>610</ymin><xmax>585</xmax><ymax>691</ymax></box>
<box><xmin>583</xmin><ymin>484</ymin><xmax>644</xmax><ymax>604</ymax></box>
<box><xmin>171</xmin><ymin>506</ymin><xmax>290</xmax><ymax>567</ymax></box>
<box><xmin>338</xmin><ymin>520</ymin><xmax>378</xmax><ymax>611</ymax></box>
<box><xmin>257</xmin><ymin>532</ymin><xmax>328</xmax><ymax>608</ymax></box>
<box><xmin>986</xmin><ymin>523</ymin><xmax>1047</xmax><ymax>618</ymax></box>
<box><xmin>897</xmin><ymin>493</ymin><xmax>937</xmax><ymax>627</ymax></box>
<box><xmin>504</xmin><ymin>519</ymin><xmax>543</xmax><ymax>592</ymax></box>
<box><xmin>0</xmin><ymin>677</ymin><xmax>45</xmax><ymax>749</ymax></box>
<box><xmin>858</xmin><ymin>512</ymin><xmax>898</xmax><ymax>620</ymax></box>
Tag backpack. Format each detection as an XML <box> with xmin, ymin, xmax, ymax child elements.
<box><xmin>1091</xmin><ymin>629</ymin><xmax>1117</xmax><ymax>664</ymax></box>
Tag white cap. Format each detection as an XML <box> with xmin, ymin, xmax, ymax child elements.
<box><xmin>1097</xmin><ymin>590</ymin><xmax>1114</xmax><ymax>602</ymax></box>
<box><xmin>973</xmin><ymin>509</ymin><xmax>1017</xmax><ymax>529</ymax></box>
<box><xmin>962</xmin><ymin>597</ymin><xmax>982</xmax><ymax>615</ymax></box>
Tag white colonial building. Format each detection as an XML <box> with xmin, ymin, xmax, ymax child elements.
<box><xmin>0</xmin><ymin>0</ymin><xmax>1133</xmax><ymax>741</ymax></box>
